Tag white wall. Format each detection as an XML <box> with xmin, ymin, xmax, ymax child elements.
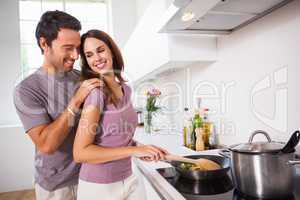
<box><xmin>108</xmin><ymin>0</ymin><xmax>137</xmax><ymax>48</ymax></box>
<box><xmin>135</xmin><ymin>0</ymin><xmax>150</xmax><ymax>22</ymax></box>
<box><xmin>212</xmin><ymin>0</ymin><xmax>300</xmax><ymax>144</ymax></box>
<box><xmin>0</xmin><ymin>0</ymin><xmax>35</xmax><ymax>193</ymax></box>
<box><xmin>0</xmin><ymin>0</ymin><xmax>22</xmax><ymax>126</ymax></box>
<box><xmin>135</xmin><ymin>0</ymin><xmax>170</xmax><ymax>24</ymax></box>
<box><xmin>141</xmin><ymin>1</ymin><xmax>300</xmax><ymax>145</ymax></box>
<box><xmin>0</xmin><ymin>126</ymin><xmax>34</xmax><ymax>192</ymax></box>
<box><xmin>123</xmin><ymin>0</ymin><xmax>171</xmax><ymax>82</ymax></box>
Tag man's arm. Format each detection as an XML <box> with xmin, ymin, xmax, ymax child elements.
<box><xmin>26</xmin><ymin>78</ymin><xmax>102</xmax><ymax>155</ymax></box>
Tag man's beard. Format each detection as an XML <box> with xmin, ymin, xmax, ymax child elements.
<box><xmin>49</xmin><ymin>50</ymin><xmax>73</xmax><ymax>73</ymax></box>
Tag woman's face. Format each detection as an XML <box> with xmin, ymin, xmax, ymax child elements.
<box><xmin>83</xmin><ymin>37</ymin><xmax>113</xmax><ymax>75</ymax></box>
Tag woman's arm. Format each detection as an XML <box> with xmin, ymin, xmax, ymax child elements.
<box><xmin>73</xmin><ymin>105</ymin><xmax>167</xmax><ymax>164</ymax></box>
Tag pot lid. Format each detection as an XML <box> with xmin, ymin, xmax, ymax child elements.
<box><xmin>230</xmin><ymin>130</ymin><xmax>285</xmax><ymax>153</ymax></box>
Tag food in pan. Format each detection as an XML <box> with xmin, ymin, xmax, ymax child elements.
<box><xmin>179</xmin><ymin>161</ymin><xmax>220</xmax><ymax>171</ymax></box>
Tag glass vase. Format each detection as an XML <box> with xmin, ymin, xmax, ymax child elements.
<box><xmin>144</xmin><ymin>111</ymin><xmax>152</xmax><ymax>134</ymax></box>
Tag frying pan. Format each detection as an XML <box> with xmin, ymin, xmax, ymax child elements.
<box><xmin>168</xmin><ymin>154</ymin><xmax>230</xmax><ymax>181</ymax></box>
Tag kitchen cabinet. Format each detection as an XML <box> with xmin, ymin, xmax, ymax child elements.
<box><xmin>122</xmin><ymin>0</ymin><xmax>217</xmax><ymax>84</ymax></box>
<box><xmin>132</xmin><ymin>127</ymin><xmax>196</xmax><ymax>200</ymax></box>
<box><xmin>141</xmin><ymin>173</ymin><xmax>162</xmax><ymax>200</ymax></box>
<box><xmin>132</xmin><ymin>162</ymin><xmax>162</xmax><ymax>200</ymax></box>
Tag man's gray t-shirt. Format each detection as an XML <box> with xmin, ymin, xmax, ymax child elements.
<box><xmin>14</xmin><ymin>67</ymin><xmax>81</xmax><ymax>191</ymax></box>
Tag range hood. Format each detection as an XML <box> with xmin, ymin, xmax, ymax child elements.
<box><xmin>159</xmin><ymin>0</ymin><xmax>293</xmax><ymax>34</ymax></box>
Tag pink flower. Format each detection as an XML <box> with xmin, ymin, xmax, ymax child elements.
<box><xmin>147</xmin><ymin>88</ymin><xmax>161</xmax><ymax>97</ymax></box>
<box><xmin>146</xmin><ymin>88</ymin><xmax>161</xmax><ymax>112</ymax></box>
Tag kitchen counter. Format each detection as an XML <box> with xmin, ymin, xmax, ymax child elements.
<box><xmin>133</xmin><ymin>127</ymin><xmax>300</xmax><ymax>200</ymax></box>
<box><xmin>133</xmin><ymin>127</ymin><xmax>221</xmax><ymax>200</ymax></box>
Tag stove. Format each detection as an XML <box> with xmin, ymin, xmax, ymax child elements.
<box><xmin>156</xmin><ymin>167</ymin><xmax>300</xmax><ymax>200</ymax></box>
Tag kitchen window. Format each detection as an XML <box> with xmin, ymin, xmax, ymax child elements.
<box><xmin>19</xmin><ymin>0</ymin><xmax>108</xmax><ymax>78</ymax></box>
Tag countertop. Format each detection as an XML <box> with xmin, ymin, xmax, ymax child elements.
<box><xmin>133</xmin><ymin>127</ymin><xmax>221</xmax><ymax>200</ymax></box>
<box><xmin>133</xmin><ymin>127</ymin><xmax>300</xmax><ymax>200</ymax></box>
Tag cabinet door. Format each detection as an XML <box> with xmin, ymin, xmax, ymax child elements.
<box><xmin>132</xmin><ymin>163</ymin><xmax>162</xmax><ymax>200</ymax></box>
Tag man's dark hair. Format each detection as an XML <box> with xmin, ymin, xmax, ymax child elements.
<box><xmin>35</xmin><ymin>10</ymin><xmax>81</xmax><ymax>54</ymax></box>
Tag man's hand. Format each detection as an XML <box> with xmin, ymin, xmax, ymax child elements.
<box><xmin>70</xmin><ymin>78</ymin><xmax>104</xmax><ymax>109</ymax></box>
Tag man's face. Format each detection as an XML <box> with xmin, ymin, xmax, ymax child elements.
<box><xmin>45</xmin><ymin>28</ymin><xmax>81</xmax><ymax>72</ymax></box>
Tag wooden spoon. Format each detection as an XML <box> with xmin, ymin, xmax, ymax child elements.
<box><xmin>165</xmin><ymin>154</ymin><xmax>221</xmax><ymax>171</ymax></box>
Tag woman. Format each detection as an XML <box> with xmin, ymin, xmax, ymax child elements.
<box><xmin>73</xmin><ymin>29</ymin><xmax>168</xmax><ymax>200</ymax></box>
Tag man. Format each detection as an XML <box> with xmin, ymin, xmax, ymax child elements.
<box><xmin>14</xmin><ymin>10</ymin><xmax>101</xmax><ymax>200</ymax></box>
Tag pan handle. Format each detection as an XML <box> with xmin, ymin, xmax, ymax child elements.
<box><xmin>219</xmin><ymin>149</ymin><xmax>231</xmax><ymax>159</ymax></box>
<box><xmin>162</xmin><ymin>159</ymin><xmax>173</xmax><ymax>165</ymax></box>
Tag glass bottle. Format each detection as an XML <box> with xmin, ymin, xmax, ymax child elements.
<box><xmin>191</xmin><ymin>113</ymin><xmax>202</xmax><ymax>150</ymax></box>
<box><xmin>182</xmin><ymin>107</ymin><xmax>189</xmax><ymax>147</ymax></box>
<box><xmin>202</xmin><ymin>108</ymin><xmax>212</xmax><ymax>149</ymax></box>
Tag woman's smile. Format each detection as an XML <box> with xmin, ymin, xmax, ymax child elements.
<box><xmin>94</xmin><ymin>60</ymin><xmax>107</xmax><ymax>70</ymax></box>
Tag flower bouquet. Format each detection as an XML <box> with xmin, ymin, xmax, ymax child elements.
<box><xmin>144</xmin><ymin>88</ymin><xmax>161</xmax><ymax>133</ymax></box>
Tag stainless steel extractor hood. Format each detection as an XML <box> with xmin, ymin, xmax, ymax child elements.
<box><xmin>159</xmin><ymin>0</ymin><xmax>293</xmax><ymax>34</ymax></box>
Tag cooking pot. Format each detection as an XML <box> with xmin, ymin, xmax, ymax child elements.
<box><xmin>219</xmin><ymin>130</ymin><xmax>300</xmax><ymax>199</ymax></box>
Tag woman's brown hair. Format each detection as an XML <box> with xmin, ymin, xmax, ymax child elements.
<box><xmin>80</xmin><ymin>29</ymin><xmax>126</xmax><ymax>106</ymax></box>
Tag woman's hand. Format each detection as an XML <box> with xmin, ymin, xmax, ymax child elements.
<box><xmin>133</xmin><ymin>144</ymin><xmax>169</xmax><ymax>162</ymax></box>
<box><xmin>138</xmin><ymin>156</ymin><xmax>154</xmax><ymax>162</ymax></box>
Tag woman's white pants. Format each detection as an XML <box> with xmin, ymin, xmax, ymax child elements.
<box><xmin>77</xmin><ymin>174</ymin><xmax>147</xmax><ymax>200</ymax></box>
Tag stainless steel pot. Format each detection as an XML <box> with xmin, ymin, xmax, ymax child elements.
<box><xmin>219</xmin><ymin>130</ymin><xmax>300</xmax><ymax>199</ymax></box>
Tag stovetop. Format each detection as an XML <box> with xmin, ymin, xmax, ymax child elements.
<box><xmin>156</xmin><ymin>167</ymin><xmax>300</xmax><ymax>200</ymax></box>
